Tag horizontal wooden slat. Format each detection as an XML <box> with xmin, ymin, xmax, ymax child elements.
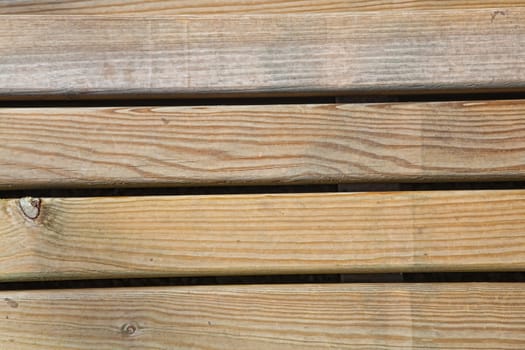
<box><xmin>2</xmin><ymin>101</ymin><xmax>525</xmax><ymax>189</ymax></box>
<box><xmin>0</xmin><ymin>0</ymin><xmax>523</xmax><ymax>14</ymax></box>
<box><xmin>2</xmin><ymin>190</ymin><xmax>525</xmax><ymax>281</ymax></box>
<box><xmin>2</xmin><ymin>283</ymin><xmax>525</xmax><ymax>349</ymax></box>
<box><xmin>1</xmin><ymin>9</ymin><xmax>525</xmax><ymax>99</ymax></box>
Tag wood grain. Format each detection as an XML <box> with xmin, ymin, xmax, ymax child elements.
<box><xmin>2</xmin><ymin>101</ymin><xmax>525</xmax><ymax>189</ymax></box>
<box><xmin>1</xmin><ymin>9</ymin><xmax>525</xmax><ymax>99</ymax></box>
<box><xmin>0</xmin><ymin>0</ymin><xmax>523</xmax><ymax>14</ymax></box>
<box><xmin>2</xmin><ymin>190</ymin><xmax>525</xmax><ymax>281</ymax></box>
<box><xmin>2</xmin><ymin>283</ymin><xmax>525</xmax><ymax>349</ymax></box>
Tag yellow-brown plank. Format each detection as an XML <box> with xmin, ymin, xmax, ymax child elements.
<box><xmin>2</xmin><ymin>101</ymin><xmax>525</xmax><ymax>189</ymax></box>
<box><xmin>1</xmin><ymin>283</ymin><xmax>525</xmax><ymax>349</ymax></box>
<box><xmin>0</xmin><ymin>0</ymin><xmax>523</xmax><ymax>14</ymax></box>
<box><xmin>1</xmin><ymin>9</ymin><xmax>525</xmax><ymax>99</ymax></box>
<box><xmin>2</xmin><ymin>190</ymin><xmax>525</xmax><ymax>281</ymax></box>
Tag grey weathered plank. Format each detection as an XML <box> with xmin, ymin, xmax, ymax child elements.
<box><xmin>1</xmin><ymin>9</ymin><xmax>524</xmax><ymax>99</ymax></box>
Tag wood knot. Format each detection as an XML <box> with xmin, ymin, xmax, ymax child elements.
<box><xmin>121</xmin><ymin>322</ymin><xmax>138</xmax><ymax>336</ymax></box>
<box><xmin>19</xmin><ymin>197</ymin><xmax>41</xmax><ymax>220</ymax></box>
<box><xmin>491</xmin><ymin>10</ymin><xmax>506</xmax><ymax>22</ymax></box>
<box><xmin>4</xmin><ymin>298</ymin><xmax>18</xmax><ymax>308</ymax></box>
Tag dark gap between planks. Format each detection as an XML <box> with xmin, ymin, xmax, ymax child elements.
<box><xmin>0</xmin><ymin>91</ymin><xmax>525</xmax><ymax>107</ymax></box>
<box><xmin>1</xmin><ymin>182</ymin><xmax>525</xmax><ymax>199</ymax></box>
<box><xmin>1</xmin><ymin>273</ymin><xmax>524</xmax><ymax>291</ymax></box>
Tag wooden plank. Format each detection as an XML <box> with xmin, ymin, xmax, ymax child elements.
<box><xmin>1</xmin><ymin>9</ymin><xmax>525</xmax><ymax>99</ymax></box>
<box><xmin>0</xmin><ymin>0</ymin><xmax>523</xmax><ymax>15</ymax></box>
<box><xmin>1</xmin><ymin>283</ymin><xmax>525</xmax><ymax>349</ymax></box>
<box><xmin>3</xmin><ymin>100</ymin><xmax>525</xmax><ymax>189</ymax></box>
<box><xmin>2</xmin><ymin>190</ymin><xmax>525</xmax><ymax>281</ymax></box>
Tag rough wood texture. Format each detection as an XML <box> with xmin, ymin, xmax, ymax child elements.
<box><xmin>2</xmin><ymin>101</ymin><xmax>525</xmax><ymax>189</ymax></box>
<box><xmin>2</xmin><ymin>190</ymin><xmax>525</xmax><ymax>281</ymax></box>
<box><xmin>2</xmin><ymin>283</ymin><xmax>525</xmax><ymax>349</ymax></box>
<box><xmin>0</xmin><ymin>0</ymin><xmax>522</xmax><ymax>14</ymax></box>
<box><xmin>1</xmin><ymin>9</ymin><xmax>525</xmax><ymax>99</ymax></box>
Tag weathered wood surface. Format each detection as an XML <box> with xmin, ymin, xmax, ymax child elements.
<box><xmin>2</xmin><ymin>101</ymin><xmax>525</xmax><ymax>189</ymax></box>
<box><xmin>0</xmin><ymin>0</ymin><xmax>522</xmax><ymax>14</ymax></box>
<box><xmin>2</xmin><ymin>190</ymin><xmax>525</xmax><ymax>281</ymax></box>
<box><xmin>2</xmin><ymin>283</ymin><xmax>525</xmax><ymax>349</ymax></box>
<box><xmin>1</xmin><ymin>9</ymin><xmax>524</xmax><ymax>99</ymax></box>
